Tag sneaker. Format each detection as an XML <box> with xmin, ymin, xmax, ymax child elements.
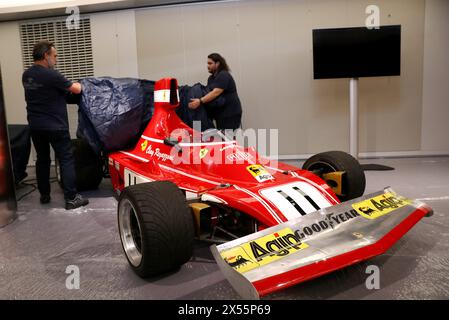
<box><xmin>40</xmin><ymin>194</ymin><xmax>51</xmax><ymax>204</ymax></box>
<box><xmin>65</xmin><ymin>194</ymin><xmax>89</xmax><ymax>210</ymax></box>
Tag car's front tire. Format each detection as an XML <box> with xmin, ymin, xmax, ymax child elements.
<box><xmin>302</xmin><ymin>151</ymin><xmax>366</xmax><ymax>201</ymax></box>
<box><xmin>118</xmin><ymin>181</ymin><xmax>194</xmax><ymax>277</ymax></box>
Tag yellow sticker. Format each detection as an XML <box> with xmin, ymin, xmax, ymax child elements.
<box><xmin>352</xmin><ymin>192</ymin><xmax>412</xmax><ymax>220</ymax></box>
<box><xmin>199</xmin><ymin>148</ymin><xmax>208</xmax><ymax>159</ymax></box>
<box><xmin>219</xmin><ymin>246</ymin><xmax>258</xmax><ymax>274</ymax></box>
<box><xmin>141</xmin><ymin>140</ymin><xmax>148</xmax><ymax>152</ymax></box>
<box><xmin>220</xmin><ymin>228</ymin><xmax>309</xmax><ymax>273</ymax></box>
<box><xmin>246</xmin><ymin>164</ymin><xmax>274</xmax><ymax>183</ymax></box>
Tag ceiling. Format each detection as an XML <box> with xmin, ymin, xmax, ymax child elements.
<box><xmin>0</xmin><ymin>0</ymin><xmax>215</xmax><ymax>22</ymax></box>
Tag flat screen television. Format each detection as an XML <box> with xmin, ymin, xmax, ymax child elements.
<box><xmin>313</xmin><ymin>25</ymin><xmax>401</xmax><ymax>79</ymax></box>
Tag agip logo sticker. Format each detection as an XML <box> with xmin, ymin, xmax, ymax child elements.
<box><xmin>220</xmin><ymin>228</ymin><xmax>309</xmax><ymax>274</ymax></box>
<box><xmin>352</xmin><ymin>192</ymin><xmax>412</xmax><ymax>220</ymax></box>
<box><xmin>220</xmin><ymin>246</ymin><xmax>257</xmax><ymax>274</ymax></box>
<box><xmin>246</xmin><ymin>164</ymin><xmax>274</xmax><ymax>183</ymax></box>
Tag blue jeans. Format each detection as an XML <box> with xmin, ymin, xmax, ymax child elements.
<box><xmin>31</xmin><ymin>130</ymin><xmax>77</xmax><ymax>200</ymax></box>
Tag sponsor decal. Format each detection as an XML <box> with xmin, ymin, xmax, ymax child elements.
<box><xmin>325</xmin><ymin>209</ymin><xmax>360</xmax><ymax>227</ymax></box>
<box><xmin>220</xmin><ymin>191</ymin><xmax>412</xmax><ymax>273</ymax></box>
<box><xmin>220</xmin><ymin>209</ymin><xmax>362</xmax><ymax>273</ymax></box>
<box><xmin>199</xmin><ymin>148</ymin><xmax>208</xmax><ymax>159</ymax></box>
<box><xmin>285</xmin><ymin>209</ymin><xmax>360</xmax><ymax>240</ymax></box>
<box><xmin>220</xmin><ymin>228</ymin><xmax>308</xmax><ymax>273</ymax></box>
<box><xmin>145</xmin><ymin>144</ymin><xmax>174</xmax><ymax>162</ymax></box>
<box><xmin>227</xmin><ymin>150</ymin><xmax>253</xmax><ymax>162</ymax></box>
<box><xmin>141</xmin><ymin>140</ymin><xmax>148</xmax><ymax>152</ymax></box>
<box><xmin>352</xmin><ymin>192</ymin><xmax>411</xmax><ymax>219</ymax></box>
<box><xmin>246</xmin><ymin>164</ymin><xmax>274</xmax><ymax>183</ymax></box>
<box><xmin>220</xmin><ymin>247</ymin><xmax>258</xmax><ymax>273</ymax></box>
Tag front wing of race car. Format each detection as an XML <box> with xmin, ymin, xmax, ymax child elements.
<box><xmin>211</xmin><ymin>187</ymin><xmax>433</xmax><ymax>299</ymax></box>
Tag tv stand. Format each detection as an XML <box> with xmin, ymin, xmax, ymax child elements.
<box><xmin>349</xmin><ymin>77</ymin><xmax>358</xmax><ymax>158</ymax></box>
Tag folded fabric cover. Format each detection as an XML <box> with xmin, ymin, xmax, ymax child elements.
<box><xmin>77</xmin><ymin>77</ymin><xmax>223</xmax><ymax>154</ymax></box>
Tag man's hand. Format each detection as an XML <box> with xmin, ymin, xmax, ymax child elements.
<box><xmin>188</xmin><ymin>88</ymin><xmax>224</xmax><ymax>109</ymax></box>
<box><xmin>188</xmin><ymin>98</ymin><xmax>201</xmax><ymax>110</ymax></box>
<box><xmin>68</xmin><ymin>82</ymin><xmax>82</xmax><ymax>94</ymax></box>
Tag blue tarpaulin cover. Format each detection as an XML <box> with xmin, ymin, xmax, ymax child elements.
<box><xmin>77</xmin><ymin>77</ymin><xmax>154</xmax><ymax>154</ymax></box>
<box><xmin>77</xmin><ymin>77</ymin><xmax>224</xmax><ymax>154</ymax></box>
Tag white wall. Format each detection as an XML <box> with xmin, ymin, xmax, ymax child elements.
<box><xmin>0</xmin><ymin>21</ymin><xmax>27</xmax><ymax>124</ymax></box>
<box><xmin>421</xmin><ymin>0</ymin><xmax>449</xmax><ymax>153</ymax></box>
<box><xmin>0</xmin><ymin>0</ymin><xmax>448</xmax><ymax>159</ymax></box>
<box><xmin>135</xmin><ymin>0</ymin><xmax>428</xmax><ymax>157</ymax></box>
<box><xmin>91</xmin><ymin>9</ymin><xmax>138</xmax><ymax>77</ymax></box>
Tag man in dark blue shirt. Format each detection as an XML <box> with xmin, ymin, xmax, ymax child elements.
<box><xmin>22</xmin><ymin>40</ymin><xmax>88</xmax><ymax>210</ymax></box>
<box><xmin>188</xmin><ymin>53</ymin><xmax>242</xmax><ymax>131</ymax></box>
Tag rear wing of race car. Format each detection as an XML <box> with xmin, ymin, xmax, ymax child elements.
<box><xmin>211</xmin><ymin>187</ymin><xmax>433</xmax><ymax>299</ymax></box>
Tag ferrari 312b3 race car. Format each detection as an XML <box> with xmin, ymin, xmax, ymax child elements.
<box><xmin>102</xmin><ymin>78</ymin><xmax>433</xmax><ymax>299</ymax></box>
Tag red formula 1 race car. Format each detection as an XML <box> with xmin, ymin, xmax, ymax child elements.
<box><xmin>108</xmin><ymin>78</ymin><xmax>433</xmax><ymax>299</ymax></box>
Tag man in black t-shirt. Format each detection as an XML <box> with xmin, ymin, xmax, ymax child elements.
<box><xmin>22</xmin><ymin>40</ymin><xmax>88</xmax><ymax>210</ymax></box>
<box><xmin>188</xmin><ymin>53</ymin><xmax>242</xmax><ymax>131</ymax></box>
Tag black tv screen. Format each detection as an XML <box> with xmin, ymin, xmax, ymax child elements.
<box><xmin>313</xmin><ymin>25</ymin><xmax>401</xmax><ymax>79</ymax></box>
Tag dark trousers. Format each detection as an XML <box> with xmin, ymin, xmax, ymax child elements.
<box><xmin>31</xmin><ymin>130</ymin><xmax>77</xmax><ymax>200</ymax></box>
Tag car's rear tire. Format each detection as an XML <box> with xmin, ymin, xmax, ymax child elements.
<box><xmin>56</xmin><ymin>139</ymin><xmax>103</xmax><ymax>191</ymax></box>
<box><xmin>118</xmin><ymin>181</ymin><xmax>194</xmax><ymax>277</ymax></box>
<box><xmin>302</xmin><ymin>151</ymin><xmax>366</xmax><ymax>202</ymax></box>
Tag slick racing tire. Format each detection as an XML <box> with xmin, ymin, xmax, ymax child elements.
<box><xmin>302</xmin><ymin>151</ymin><xmax>365</xmax><ymax>202</ymax></box>
<box><xmin>55</xmin><ymin>139</ymin><xmax>103</xmax><ymax>191</ymax></box>
<box><xmin>118</xmin><ymin>181</ymin><xmax>194</xmax><ymax>277</ymax></box>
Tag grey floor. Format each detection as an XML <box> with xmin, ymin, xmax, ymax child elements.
<box><xmin>1</xmin><ymin>157</ymin><xmax>448</xmax><ymax>300</ymax></box>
